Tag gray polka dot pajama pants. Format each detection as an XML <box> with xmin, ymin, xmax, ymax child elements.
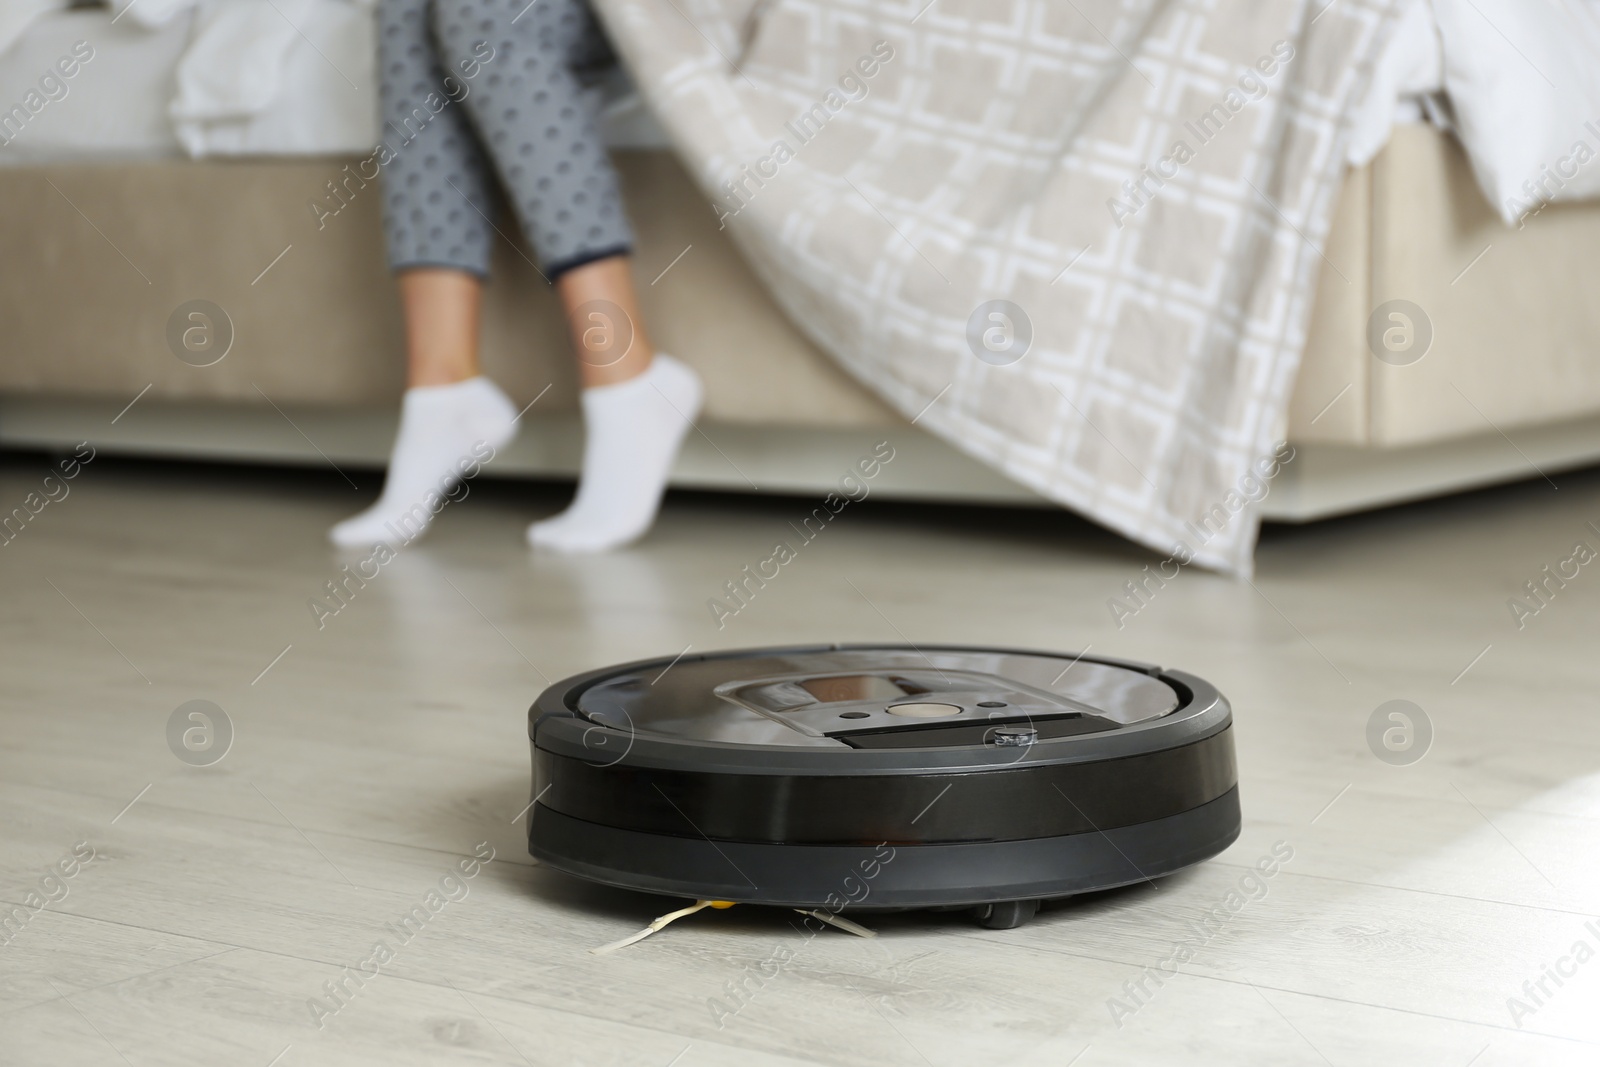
<box><xmin>377</xmin><ymin>0</ymin><xmax>633</xmax><ymax>280</ymax></box>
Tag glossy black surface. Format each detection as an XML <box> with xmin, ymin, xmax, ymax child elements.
<box><xmin>528</xmin><ymin>787</ymin><xmax>1243</xmax><ymax>908</ymax></box>
<box><xmin>534</xmin><ymin>727</ymin><xmax>1236</xmax><ymax>845</ymax></box>
<box><xmin>572</xmin><ymin>647</ymin><xmax>1180</xmax><ymax>748</ymax></box>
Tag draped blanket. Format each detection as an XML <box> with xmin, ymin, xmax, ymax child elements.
<box><xmin>592</xmin><ymin>0</ymin><xmax>1400</xmax><ymax>574</ymax></box>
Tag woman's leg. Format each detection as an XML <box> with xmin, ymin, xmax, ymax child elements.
<box><xmin>330</xmin><ymin>0</ymin><xmax>519</xmax><ymax>548</ymax></box>
<box><xmin>432</xmin><ymin>0</ymin><xmax>702</xmax><ymax>552</ymax></box>
<box><xmin>400</xmin><ymin>267</ymin><xmax>482</xmax><ymax>387</ymax></box>
<box><xmin>555</xmin><ymin>254</ymin><xmax>652</xmax><ymax>388</ymax></box>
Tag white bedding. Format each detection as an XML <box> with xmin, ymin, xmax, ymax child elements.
<box><xmin>0</xmin><ymin>1</ymin><xmax>666</xmax><ymax>164</ymax></box>
<box><xmin>1349</xmin><ymin>0</ymin><xmax>1600</xmax><ymax>224</ymax></box>
<box><xmin>167</xmin><ymin>0</ymin><xmax>377</xmax><ymax>157</ymax></box>
<box><xmin>0</xmin><ymin>10</ymin><xmax>190</xmax><ymax>162</ymax></box>
<box><xmin>3</xmin><ymin>0</ymin><xmax>1598</xmax><ymax>212</ymax></box>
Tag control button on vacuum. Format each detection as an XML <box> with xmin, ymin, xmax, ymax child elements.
<box><xmin>977</xmin><ymin>701</ymin><xmax>1007</xmax><ymax>708</ymax></box>
<box><xmin>990</xmin><ymin>726</ymin><xmax>1038</xmax><ymax>747</ymax></box>
<box><xmin>886</xmin><ymin>702</ymin><xmax>962</xmax><ymax>718</ymax></box>
<box><xmin>839</xmin><ymin>711</ymin><xmax>870</xmax><ymax>719</ymax></box>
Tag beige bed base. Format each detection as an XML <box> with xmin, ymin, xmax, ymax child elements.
<box><xmin>3</xmin><ymin>126</ymin><xmax>1598</xmax><ymax>519</ymax></box>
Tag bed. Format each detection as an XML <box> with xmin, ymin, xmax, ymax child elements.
<box><xmin>4</xmin><ymin>0</ymin><xmax>1600</xmax><ymax>562</ymax></box>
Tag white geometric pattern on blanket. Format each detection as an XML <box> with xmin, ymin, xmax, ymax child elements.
<box><xmin>594</xmin><ymin>0</ymin><xmax>1401</xmax><ymax>574</ymax></box>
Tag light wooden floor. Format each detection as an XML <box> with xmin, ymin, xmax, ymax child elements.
<box><xmin>3</xmin><ymin>454</ymin><xmax>1598</xmax><ymax>1066</ymax></box>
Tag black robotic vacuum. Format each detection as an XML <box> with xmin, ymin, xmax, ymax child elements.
<box><xmin>527</xmin><ymin>644</ymin><xmax>1239</xmax><ymax>928</ymax></box>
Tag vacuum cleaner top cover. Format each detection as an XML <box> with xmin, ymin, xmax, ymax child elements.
<box><xmin>534</xmin><ymin>644</ymin><xmax>1227</xmax><ymax>770</ymax></box>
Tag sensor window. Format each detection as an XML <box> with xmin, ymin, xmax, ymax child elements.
<box><xmin>886</xmin><ymin>702</ymin><xmax>963</xmax><ymax>718</ymax></box>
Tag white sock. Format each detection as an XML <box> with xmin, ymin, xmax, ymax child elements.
<box><xmin>330</xmin><ymin>376</ymin><xmax>518</xmax><ymax>548</ymax></box>
<box><xmin>528</xmin><ymin>353</ymin><xmax>702</xmax><ymax>553</ymax></box>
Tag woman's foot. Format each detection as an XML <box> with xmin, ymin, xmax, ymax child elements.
<box><xmin>330</xmin><ymin>376</ymin><xmax>518</xmax><ymax>548</ymax></box>
<box><xmin>527</xmin><ymin>353</ymin><xmax>702</xmax><ymax>553</ymax></box>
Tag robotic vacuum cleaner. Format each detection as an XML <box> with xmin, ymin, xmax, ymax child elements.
<box><xmin>527</xmin><ymin>644</ymin><xmax>1239</xmax><ymax>928</ymax></box>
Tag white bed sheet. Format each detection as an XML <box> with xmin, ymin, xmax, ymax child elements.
<box><xmin>0</xmin><ymin>10</ymin><xmax>190</xmax><ymax>163</ymax></box>
<box><xmin>170</xmin><ymin>0</ymin><xmax>378</xmax><ymax>157</ymax></box>
<box><xmin>0</xmin><ymin>5</ymin><xmax>669</xmax><ymax>165</ymax></box>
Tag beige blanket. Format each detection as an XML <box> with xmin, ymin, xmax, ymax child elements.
<box><xmin>593</xmin><ymin>0</ymin><xmax>1400</xmax><ymax>574</ymax></box>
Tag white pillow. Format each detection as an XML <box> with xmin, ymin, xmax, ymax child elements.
<box><xmin>1433</xmin><ymin>0</ymin><xmax>1600</xmax><ymax>225</ymax></box>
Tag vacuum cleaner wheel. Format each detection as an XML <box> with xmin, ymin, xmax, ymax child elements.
<box><xmin>527</xmin><ymin>645</ymin><xmax>1239</xmax><ymax>928</ymax></box>
<box><xmin>970</xmin><ymin>899</ymin><xmax>1040</xmax><ymax>930</ymax></box>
